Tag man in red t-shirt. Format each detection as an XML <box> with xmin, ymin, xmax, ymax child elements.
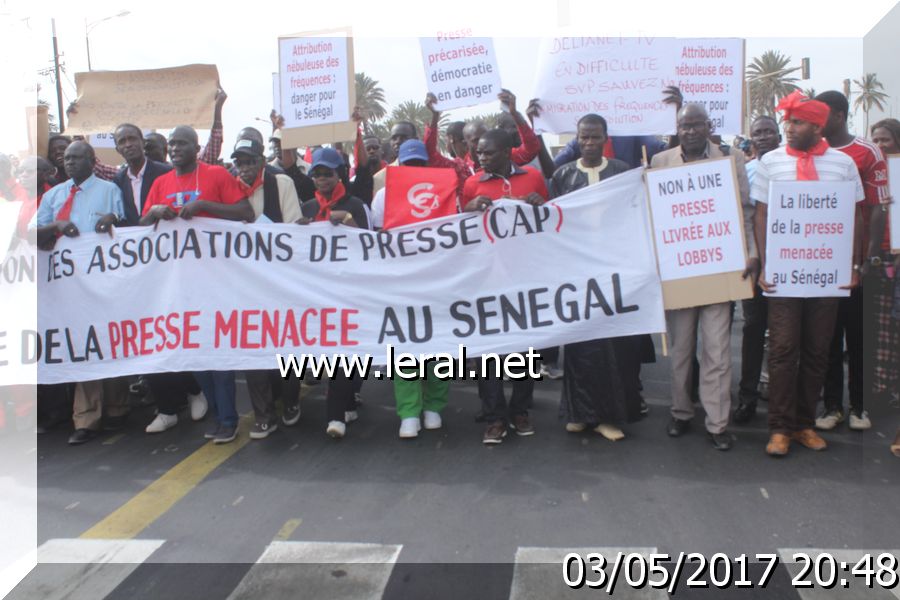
<box><xmin>141</xmin><ymin>126</ymin><xmax>253</xmax><ymax>225</ymax></box>
<box><xmin>139</xmin><ymin>125</ymin><xmax>253</xmax><ymax>445</ymax></box>
<box><xmin>814</xmin><ymin>92</ymin><xmax>890</xmax><ymax>432</ymax></box>
<box><xmin>460</xmin><ymin>128</ymin><xmax>547</xmax><ymax>444</ymax></box>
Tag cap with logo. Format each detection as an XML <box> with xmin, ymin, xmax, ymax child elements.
<box><xmin>398</xmin><ymin>140</ymin><xmax>428</xmax><ymax>164</ymax></box>
<box><xmin>231</xmin><ymin>138</ymin><xmax>264</xmax><ymax>159</ymax></box>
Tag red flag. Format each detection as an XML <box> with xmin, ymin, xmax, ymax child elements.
<box><xmin>383</xmin><ymin>166</ymin><xmax>458</xmax><ymax>229</ymax></box>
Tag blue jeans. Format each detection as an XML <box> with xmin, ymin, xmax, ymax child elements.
<box><xmin>194</xmin><ymin>371</ymin><xmax>237</xmax><ymax>427</ymax></box>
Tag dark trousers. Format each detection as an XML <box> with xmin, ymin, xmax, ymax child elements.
<box><xmin>478</xmin><ymin>355</ymin><xmax>533</xmax><ymax>423</ymax></box>
<box><xmin>147</xmin><ymin>372</ymin><xmax>201</xmax><ymax>416</ymax></box>
<box><xmin>325</xmin><ymin>372</ymin><xmax>356</xmax><ymax>423</ymax></box>
<box><xmin>767</xmin><ymin>297</ymin><xmax>840</xmax><ymax>433</ymax></box>
<box><xmin>823</xmin><ymin>286</ymin><xmax>863</xmax><ymax>414</ymax></box>
<box><xmin>739</xmin><ymin>288</ymin><xmax>768</xmax><ymax>404</ymax></box>
<box><xmin>612</xmin><ymin>336</ymin><xmax>644</xmax><ymax>421</ymax></box>
<box><xmin>246</xmin><ymin>370</ymin><xmax>301</xmax><ymax>424</ymax></box>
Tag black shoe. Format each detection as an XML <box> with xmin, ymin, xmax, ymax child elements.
<box><xmin>707</xmin><ymin>431</ymin><xmax>733</xmax><ymax>451</ymax></box>
<box><xmin>103</xmin><ymin>415</ymin><xmax>127</xmax><ymax>431</ymax></box>
<box><xmin>68</xmin><ymin>428</ymin><xmax>98</xmax><ymax>445</ymax></box>
<box><xmin>732</xmin><ymin>401</ymin><xmax>757</xmax><ymax>424</ymax></box>
<box><xmin>666</xmin><ymin>417</ymin><xmax>691</xmax><ymax>437</ymax></box>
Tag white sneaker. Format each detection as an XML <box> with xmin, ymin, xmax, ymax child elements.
<box><xmin>594</xmin><ymin>423</ymin><xmax>625</xmax><ymax>441</ymax></box>
<box><xmin>145</xmin><ymin>413</ymin><xmax>178</xmax><ymax>433</ymax></box>
<box><xmin>188</xmin><ymin>392</ymin><xmax>208</xmax><ymax>421</ymax></box>
<box><xmin>326</xmin><ymin>421</ymin><xmax>346</xmax><ymax>438</ymax></box>
<box><xmin>399</xmin><ymin>417</ymin><xmax>421</xmax><ymax>438</ymax></box>
<box><xmin>815</xmin><ymin>410</ymin><xmax>844</xmax><ymax>430</ymax></box>
<box><xmin>345</xmin><ymin>410</ymin><xmax>358</xmax><ymax>423</ymax></box>
<box><xmin>565</xmin><ymin>422</ymin><xmax>587</xmax><ymax>433</ymax></box>
<box><xmin>849</xmin><ymin>411</ymin><xmax>872</xmax><ymax>430</ymax></box>
<box><xmin>423</xmin><ymin>411</ymin><xmax>442</xmax><ymax>430</ymax></box>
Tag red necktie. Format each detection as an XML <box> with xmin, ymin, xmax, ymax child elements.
<box><xmin>56</xmin><ymin>184</ymin><xmax>80</xmax><ymax>222</ymax></box>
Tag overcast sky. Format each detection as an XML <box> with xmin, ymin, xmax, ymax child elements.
<box><xmin>6</xmin><ymin>0</ymin><xmax>898</xmax><ymax>152</ymax></box>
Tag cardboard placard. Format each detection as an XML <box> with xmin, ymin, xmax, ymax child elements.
<box><xmin>66</xmin><ymin>64</ymin><xmax>220</xmax><ymax>135</ymax></box>
<box><xmin>26</xmin><ymin>104</ymin><xmax>49</xmax><ymax>158</ymax></box>
<box><xmin>645</xmin><ymin>157</ymin><xmax>752</xmax><ymax>309</ymax></box>
<box><xmin>278</xmin><ymin>28</ymin><xmax>356</xmax><ymax>149</ymax></box>
<box><xmin>888</xmin><ymin>155</ymin><xmax>899</xmax><ymax>254</ymax></box>
<box><xmin>419</xmin><ymin>34</ymin><xmax>502</xmax><ymax>111</ymax></box>
<box><xmin>764</xmin><ymin>181</ymin><xmax>856</xmax><ymax>298</ymax></box>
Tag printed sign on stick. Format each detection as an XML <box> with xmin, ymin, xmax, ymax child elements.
<box><xmin>419</xmin><ymin>35</ymin><xmax>502</xmax><ymax>111</ymax></box>
<box><xmin>764</xmin><ymin>181</ymin><xmax>856</xmax><ymax>298</ymax></box>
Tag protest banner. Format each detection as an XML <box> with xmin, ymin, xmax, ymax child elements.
<box><xmin>65</xmin><ymin>65</ymin><xmax>220</xmax><ymax>135</ymax></box>
<box><xmin>32</xmin><ymin>169</ymin><xmax>665</xmax><ymax>384</ymax></box>
<box><xmin>889</xmin><ymin>155</ymin><xmax>899</xmax><ymax>253</ymax></box>
<box><xmin>383</xmin><ymin>166</ymin><xmax>458</xmax><ymax>229</ymax></box>
<box><xmin>87</xmin><ymin>132</ymin><xmax>123</xmax><ymax>166</ymax></box>
<box><xmin>645</xmin><ymin>157</ymin><xmax>752</xmax><ymax>309</ymax></box>
<box><xmin>531</xmin><ymin>37</ymin><xmax>743</xmax><ymax>136</ymax></box>
<box><xmin>764</xmin><ymin>181</ymin><xmax>856</xmax><ymax>298</ymax></box>
<box><xmin>272</xmin><ymin>72</ymin><xmax>281</xmax><ymax>116</ymax></box>
<box><xmin>419</xmin><ymin>34</ymin><xmax>502</xmax><ymax>111</ymax></box>
<box><xmin>278</xmin><ymin>28</ymin><xmax>356</xmax><ymax>149</ymax></box>
<box><xmin>0</xmin><ymin>239</ymin><xmax>36</xmax><ymax>386</ymax></box>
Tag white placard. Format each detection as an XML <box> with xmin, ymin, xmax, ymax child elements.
<box><xmin>87</xmin><ymin>132</ymin><xmax>116</xmax><ymax>149</ymax></box>
<box><xmin>531</xmin><ymin>37</ymin><xmax>743</xmax><ymax>136</ymax></box>
<box><xmin>419</xmin><ymin>35</ymin><xmax>502</xmax><ymax>111</ymax></box>
<box><xmin>646</xmin><ymin>157</ymin><xmax>747</xmax><ymax>281</ymax></box>
<box><xmin>271</xmin><ymin>72</ymin><xmax>280</xmax><ymax>114</ymax></box>
<box><xmin>888</xmin><ymin>155</ymin><xmax>899</xmax><ymax>254</ymax></box>
<box><xmin>764</xmin><ymin>181</ymin><xmax>856</xmax><ymax>297</ymax></box>
<box><xmin>278</xmin><ymin>34</ymin><xmax>350</xmax><ymax>128</ymax></box>
<box><xmin>674</xmin><ymin>39</ymin><xmax>744</xmax><ymax>135</ymax></box>
<box><xmin>34</xmin><ymin>169</ymin><xmax>665</xmax><ymax>384</ymax></box>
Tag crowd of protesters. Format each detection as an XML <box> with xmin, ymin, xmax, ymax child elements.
<box><xmin>4</xmin><ymin>79</ymin><xmax>898</xmax><ymax>458</ymax></box>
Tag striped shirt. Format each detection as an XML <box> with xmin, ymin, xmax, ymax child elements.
<box><xmin>750</xmin><ymin>146</ymin><xmax>865</xmax><ymax>205</ymax></box>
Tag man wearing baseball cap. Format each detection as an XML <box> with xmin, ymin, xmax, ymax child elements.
<box><xmin>298</xmin><ymin>147</ymin><xmax>369</xmax><ymax>438</ymax></box>
<box><xmin>231</xmin><ymin>137</ymin><xmax>304</xmax><ymax>440</ymax></box>
<box><xmin>370</xmin><ymin>139</ymin><xmax>429</xmax><ymax>230</ymax></box>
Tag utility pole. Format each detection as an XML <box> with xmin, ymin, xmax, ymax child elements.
<box><xmin>51</xmin><ymin>18</ymin><xmax>65</xmax><ymax>133</ymax></box>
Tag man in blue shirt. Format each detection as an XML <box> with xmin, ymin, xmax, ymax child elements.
<box><xmin>34</xmin><ymin>141</ymin><xmax>127</xmax><ymax>445</ymax></box>
<box><xmin>36</xmin><ymin>141</ymin><xmax>123</xmax><ymax>249</ymax></box>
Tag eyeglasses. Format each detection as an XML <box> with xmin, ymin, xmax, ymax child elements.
<box><xmin>311</xmin><ymin>169</ymin><xmax>336</xmax><ymax>178</ymax></box>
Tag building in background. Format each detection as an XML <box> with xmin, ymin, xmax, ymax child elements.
<box><xmin>863</xmin><ymin>2</ymin><xmax>899</xmax><ymax>124</ymax></box>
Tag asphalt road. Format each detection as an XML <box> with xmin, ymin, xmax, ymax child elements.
<box><xmin>10</xmin><ymin>306</ymin><xmax>900</xmax><ymax>599</ymax></box>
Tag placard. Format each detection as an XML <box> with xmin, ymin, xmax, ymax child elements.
<box><xmin>531</xmin><ymin>37</ymin><xmax>744</xmax><ymax>136</ymax></box>
<box><xmin>278</xmin><ymin>28</ymin><xmax>356</xmax><ymax>149</ymax></box>
<box><xmin>419</xmin><ymin>34</ymin><xmax>502</xmax><ymax>111</ymax></box>
<box><xmin>66</xmin><ymin>64</ymin><xmax>220</xmax><ymax>135</ymax></box>
<box><xmin>764</xmin><ymin>181</ymin><xmax>856</xmax><ymax>297</ymax></box>
<box><xmin>646</xmin><ymin>157</ymin><xmax>747</xmax><ymax>281</ymax></box>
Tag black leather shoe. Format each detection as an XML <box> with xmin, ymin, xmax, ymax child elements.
<box><xmin>666</xmin><ymin>417</ymin><xmax>691</xmax><ymax>437</ymax></box>
<box><xmin>708</xmin><ymin>431</ymin><xmax>733</xmax><ymax>451</ymax></box>
<box><xmin>732</xmin><ymin>401</ymin><xmax>756</xmax><ymax>424</ymax></box>
<box><xmin>68</xmin><ymin>428</ymin><xmax>98</xmax><ymax>445</ymax></box>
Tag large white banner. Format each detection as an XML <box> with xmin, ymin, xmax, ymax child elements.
<box><xmin>764</xmin><ymin>181</ymin><xmax>855</xmax><ymax>298</ymax></box>
<box><xmin>889</xmin><ymin>155</ymin><xmax>899</xmax><ymax>254</ymax></box>
<box><xmin>531</xmin><ymin>37</ymin><xmax>743</xmax><ymax>136</ymax></box>
<box><xmin>419</xmin><ymin>35</ymin><xmax>502</xmax><ymax>111</ymax></box>
<box><xmin>35</xmin><ymin>169</ymin><xmax>665</xmax><ymax>384</ymax></box>
<box><xmin>646</xmin><ymin>157</ymin><xmax>747</xmax><ymax>281</ymax></box>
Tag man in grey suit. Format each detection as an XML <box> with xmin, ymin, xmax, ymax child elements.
<box><xmin>649</xmin><ymin>104</ymin><xmax>759</xmax><ymax>451</ymax></box>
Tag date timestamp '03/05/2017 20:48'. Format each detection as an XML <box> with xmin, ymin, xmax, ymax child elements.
<box><xmin>562</xmin><ymin>552</ymin><xmax>900</xmax><ymax>594</ymax></box>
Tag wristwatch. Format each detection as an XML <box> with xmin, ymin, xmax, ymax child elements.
<box><xmin>868</xmin><ymin>255</ymin><xmax>883</xmax><ymax>268</ymax></box>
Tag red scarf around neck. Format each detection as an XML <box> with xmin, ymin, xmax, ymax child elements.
<box><xmin>784</xmin><ymin>138</ymin><xmax>829</xmax><ymax>181</ymax></box>
<box><xmin>237</xmin><ymin>169</ymin><xmax>265</xmax><ymax>197</ymax></box>
<box><xmin>314</xmin><ymin>180</ymin><xmax>346</xmax><ymax>222</ymax></box>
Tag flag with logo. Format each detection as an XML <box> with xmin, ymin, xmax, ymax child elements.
<box><xmin>383</xmin><ymin>166</ymin><xmax>458</xmax><ymax>229</ymax></box>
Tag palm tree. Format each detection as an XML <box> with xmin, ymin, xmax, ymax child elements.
<box><xmin>746</xmin><ymin>50</ymin><xmax>801</xmax><ymax>118</ymax></box>
<box><xmin>469</xmin><ymin>112</ymin><xmax>503</xmax><ymax>130</ymax></box>
<box><xmin>382</xmin><ymin>100</ymin><xmax>450</xmax><ymax>148</ymax></box>
<box><xmin>852</xmin><ymin>73</ymin><xmax>889</xmax><ymax>133</ymax></box>
<box><xmin>802</xmin><ymin>87</ymin><xmax>816</xmax><ymax>99</ymax></box>
<box><xmin>354</xmin><ymin>72</ymin><xmax>387</xmax><ymax>132</ymax></box>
